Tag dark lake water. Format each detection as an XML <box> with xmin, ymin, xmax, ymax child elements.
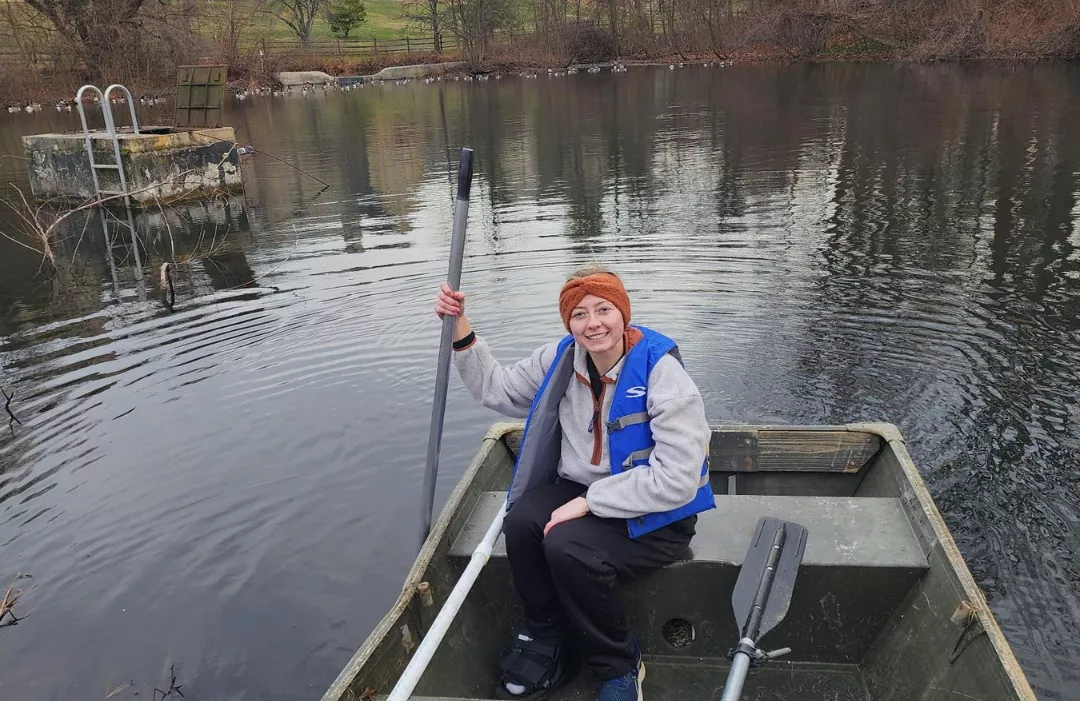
<box><xmin>1</xmin><ymin>62</ymin><xmax>1079</xmax><ymax>700</ymax></box>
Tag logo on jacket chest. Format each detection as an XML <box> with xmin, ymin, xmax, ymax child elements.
<box><xmin>625</xmin><ymin>385</ymin><xmax>647</xmax><ymax>398</ymax></box>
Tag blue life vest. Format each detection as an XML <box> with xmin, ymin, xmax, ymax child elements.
<box><xmin>506</xmin><ymin>325</ymin><xmax>715</xmax><ymax>538</ymax></box>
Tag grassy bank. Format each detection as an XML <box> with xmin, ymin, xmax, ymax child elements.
<box><xmin>215</xmin><ymin>0</ymin><xmax>413</xmax><ymax>44</ymax></box>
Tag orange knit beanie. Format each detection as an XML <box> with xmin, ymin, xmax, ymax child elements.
<box><xmin>559</xmin><ymin>273</ymin><xmax>632</xmax><ymax>331</ymax></box>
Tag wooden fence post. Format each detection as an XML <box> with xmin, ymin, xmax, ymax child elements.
<box><xmin>373</xmin><ymin>37</ymin><xmax>378</xmax><ymax>55</ymax></box>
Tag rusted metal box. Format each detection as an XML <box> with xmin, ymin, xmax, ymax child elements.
<box><xmin>175</xmin><ymin>65</ymin><xmax>227</xmax><ymax>128</ymax></box>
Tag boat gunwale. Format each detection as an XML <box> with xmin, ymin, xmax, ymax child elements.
<box><xmin>849</xmin><ymin>422</ymin><xmax>1037</xmax><ymax>701</ymax></box>
<box><xmin>322</xmin><ymin>421</ymin><xmax>1037</xmax><ymax>701</ymax></box>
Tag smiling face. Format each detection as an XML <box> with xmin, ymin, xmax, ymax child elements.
<box><xmin>568</xmin><ymin>293</ymin><xmax>626</xmax><ymax>356</ymax></box>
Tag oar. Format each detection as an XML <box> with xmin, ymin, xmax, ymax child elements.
<box><xmin>718</xmin><ymin>517</ymin><xmax>808</xmax><ymax>701</ymax></box>
<box><xmin>419</xmin><ymin>146</ymin><xmax>475</xmax><ymax>551</ymax></box>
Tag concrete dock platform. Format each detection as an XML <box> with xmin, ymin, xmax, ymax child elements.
<box><xmin>22</xmin><ymin>126</ymin><xmax>243</xmax><ymax>205</ymax></box>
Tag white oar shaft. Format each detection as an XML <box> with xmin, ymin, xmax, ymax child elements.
<box><xmin>389</xmin><ymin>502</ymin><xmax>507</xmax><ymax>701</ymax></box>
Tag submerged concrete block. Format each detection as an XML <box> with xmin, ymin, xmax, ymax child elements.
<box><xmin>277</xmin><ymin>70</ymin><xmax>336</xmax><ymax>86</ymax></box>
<box><xmin>22</xmin><ymin>127</ymin><xmax>243</xmax><ymax>205</ymax></box>
<box><xmin>365</xmin><ymin>62</ymin><xmax>466</xmax><ymax>81</ymax></box>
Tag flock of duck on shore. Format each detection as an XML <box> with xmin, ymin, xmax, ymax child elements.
<box><xmin>4</xmin><ymin>59</ymin><xmax>736</xmax><ymax>114</ymax></box>
<box><xmin>6</xmin><ymin>94</ymin><xmax>168</xmax><ymax>114</ymax></box>
<box><xmin>232</xmin><ymin>60</ymin><xmax>734</xmax><ymax>97</ymax></box>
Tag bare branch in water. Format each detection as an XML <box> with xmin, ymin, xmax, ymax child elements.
<box><xmin>67</xmin><ymin>206</ymin><xmax>96</xmax><ymax>266</ymax></box>
<box><xmin>153</xmin><ymin>664</ymin><xmax>185</xmax><ymax>700</ymax></box>
<box><xmin>218</xmin><ymin>222</ymin><xmax>300</xmax><ymax>292</ymax></box>
<box><xmin>1</xmin><ymin>386</ymin><xmax>21</xmax><ymax>438</ymax></box>
<box><xmin>190</xmin><ymin>128</ymin><xmax>329</xmax><ymax>188</ymax></box>
<box><xmin>1</xmin><ymin>143</ymin><xmax>240</xmax><ymax>268</ymax></box>
<box><xmin>0</xmin><ymin>574</ymin><xmax>26</xmax><ymax>627</ymax></box>
<box><xmin>0</xmin><ymin>186</ymin><xmax>52</xmax><ymax>262</ymax></box>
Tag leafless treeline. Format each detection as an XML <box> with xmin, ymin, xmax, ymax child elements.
<box><xmin>2</xmin><ymin>0</ymin><xmax>1079</xmax><ymax>102</ymax></box>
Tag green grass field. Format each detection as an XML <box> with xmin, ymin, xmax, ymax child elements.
<box><xmin>0</xmin><ymin>0</ymin><xmax>424</xmax><ymax>52</ymax></box>
<box><xmin>233</xmin><ymin>0</ymin><xmax>416</xmax><ymax>45</ymax></box>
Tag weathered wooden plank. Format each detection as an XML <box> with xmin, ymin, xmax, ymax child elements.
<box><xmin>506</xmin><ymin>425</ymin><xmax>882</xmax><ymax>474</ymax></box>
<box><xmin>711</xmin><ymin>429</ymin><xmax>882</xmax><ymax>473</ymax></box>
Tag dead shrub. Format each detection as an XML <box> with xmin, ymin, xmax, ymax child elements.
<box><xmin>1042</xmin><ymin>21</ymin><xmax>1080</xmax><ymax>58</ymax></box>
<box><xmin>483</xmin><ymin>39</ymin><xmax>562</xmax><ymax>71</ymax></box>
<box><xmin>984</xmin><ymin>0</ymin><xmax>1080</xmax><ymax>58</ymax></box>
<box><xmin>910</xmin><ymin>8</ymin><xmax>987</xmax><ymax>60</ymax></box>
<box><xmin>782</xmin><ymin>11</ymin><xmax>832</xmax><ymax>57</ymax></box>
<box><xmin>0</xmin><ymin>61</ymin><xmax>48</xmax><ymax>105</ymax></box>
<box><xmin>567</xmin><ymin>25</ymin><xmax>617</xmax><ymax>63</ymax></box>
<box><xmin>736</xmin><ymin>7</ymin><xmax>831</xmax><ymax>57</ymax></box>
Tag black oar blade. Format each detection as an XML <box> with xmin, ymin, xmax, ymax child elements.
<box><xmin>731</xmin><ymin>517</ymin><xmax>808</xmax><ymax>641</ymax></box>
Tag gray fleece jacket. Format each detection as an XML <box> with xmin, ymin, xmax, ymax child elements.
<box><xmin>453</xmin><ymin>333</ymin><xmax>712</xmax><ymax>519</ymax></box>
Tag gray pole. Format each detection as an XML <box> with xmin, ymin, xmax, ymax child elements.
<box><xmin>718</xmin><ymin>642</ymin><xmax>753</xmax><ymax>701</ymax></box>
<box><xmin>419</xmin><ymin>147</ymin><xmax>475</xmax><ymax>550</ymax></box>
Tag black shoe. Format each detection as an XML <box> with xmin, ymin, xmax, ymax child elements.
<box><xmin>495</xmin><ymin>629</ymin><xmax>576</xmax><ymax>700</ymax></box>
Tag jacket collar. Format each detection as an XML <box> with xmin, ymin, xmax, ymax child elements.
<box><xmin>571</xmin><ymin>327</ymin><xmax>644</xmax><ymax>380</ymax></box>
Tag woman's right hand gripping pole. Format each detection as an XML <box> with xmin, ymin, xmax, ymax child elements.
<box><xmin>435</xmin><ymin>282</ymin><xmax>472</xmax><ymax>342</ymax></box>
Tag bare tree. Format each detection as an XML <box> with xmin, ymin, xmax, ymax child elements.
<box><xmin>604</xmin><ymin>0</ymin><xmax>620</xmax><ymax>53</ymax></box>
<box><xmin>2</xmin><ymin>1</ymin><xmax>41</xmax><ymax>65</ymax></box>
<box><xmin>535</xmin><ymin>0</ymin><xmax>571</xmax><ymax>59</ymax></box>
<box><xmin>20</xmin><ymin>0</ymin><xmax>151</xmax><ymax>76</ymax></box>
<box><xmin>402</xmin><ymin>0</ymin><xmax>445</xmax><ymax>52</ymax></box>
<box><xmin>678</xmin><ymin>0</ymin><xmax>730</xmax><ymax>58</ymax></box>
<box><xmin>445</xmin><ymin>0</ymin><xmax>518</xmax><ymax>65</ymax></box>
<box><xmin>12</xmin><ymin>0</ymin><xmax>202</xmax><ymax>84</ymax></box>
<box><xmin>267</xmin><ymin>0</ymin><xmax>325</xmax><ymax>48</ymax></box>
<box><xmin>212</xmin><ymin>0</ymin><xmax>265</xmax><ymax>59</ymax></box>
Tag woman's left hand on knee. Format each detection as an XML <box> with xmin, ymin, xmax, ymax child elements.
<box><xmin>543</xmin><ymin>496</ymin><xmax>590</xmax><ymax>537</ymax></box>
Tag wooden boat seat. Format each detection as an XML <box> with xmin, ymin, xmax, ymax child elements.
<box><xmin>451</xmin><ymin>492</ymin><xmax>928</xmax><ymax>571</ymax></box>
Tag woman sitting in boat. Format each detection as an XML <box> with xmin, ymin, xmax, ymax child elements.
<box><xmin>434</xmin><ymin>264</ymin><xmax>714</xmax><ymax>701</ymax></box>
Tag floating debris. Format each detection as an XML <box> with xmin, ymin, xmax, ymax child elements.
<box><xmin>0</xmin><ymin>573</ymin><xmax>27</xmax><ymax>627</ymax></box>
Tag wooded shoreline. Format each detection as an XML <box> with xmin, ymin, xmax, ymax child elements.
<box><xmin>2</xmin><ymin>0</ymin><xmax>1078</xmax><ymax>106</ymax></box>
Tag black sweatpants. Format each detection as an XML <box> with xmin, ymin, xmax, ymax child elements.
<box><xmin>502</xmin><ymin>479</ymin><xmax>696</xmax><ymax>680</ymax></box>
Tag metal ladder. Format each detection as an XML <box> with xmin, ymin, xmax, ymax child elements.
<box><xmin>75</xmin><ymin>83</ymin><xmax>146</xmax><ymax>300</ymax></box>
<box><xmin>76</xmin><ymin>83</ymin><xmax>141</xmax><ymax>202</ymax></box>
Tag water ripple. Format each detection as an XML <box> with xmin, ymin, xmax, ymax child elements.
<box><xmin>1</xmin><ymin>61</ymin><xmax>1079</xmax><ymax>701</ymax></box>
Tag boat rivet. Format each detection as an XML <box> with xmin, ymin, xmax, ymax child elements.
<box><xmin>418</xmin><ymin>581</ymin><xmax>434</xmax><ymax>607</ymax></box>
